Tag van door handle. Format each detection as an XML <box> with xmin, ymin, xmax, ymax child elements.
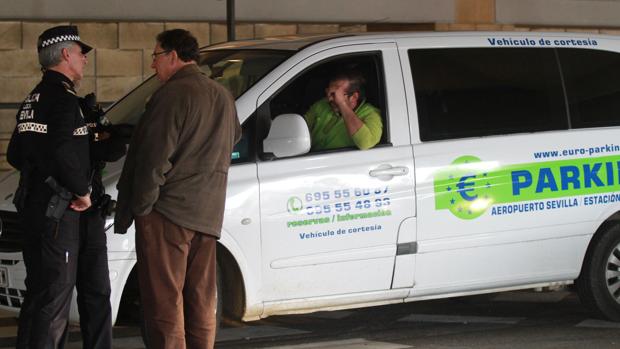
<box><xmin>369</xmin><ymin>164</ymin><xmax>409</xmax><ymax>181</ymax></box>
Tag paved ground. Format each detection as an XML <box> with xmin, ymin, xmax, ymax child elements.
<box><xmin>0</xmin><ymin>289</ymin><xmax>618</xmax><ymax>348</ymax></box>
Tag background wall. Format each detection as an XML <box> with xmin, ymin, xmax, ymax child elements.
<box><xmin>1</xmin><ymin>0</ymin><xmax>619</xmax><ymax>169</ymax></box>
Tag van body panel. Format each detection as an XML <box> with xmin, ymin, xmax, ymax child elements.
<box><xmin>220</xmin><ymin>163</ymin><xmax>263</xmax><ymax>310</ymax></box>
<box><xmin>257</xmin><ymin>146</ymin><xmax>415</xmax><ymax>300</ymax></box>
<box><xmin>412</xmin><ymin>234</ymin><xmax>590</xmax><ymax>297</ymax></box>
<box><xmin>411</xmin><ymin>129</ymin><xmax>620</xmax><ymax>294</ymax></box>
<box><xmin>391</xmin><ymin>216</ymin><xmax>417</xmax><ymax>289</ymax></box>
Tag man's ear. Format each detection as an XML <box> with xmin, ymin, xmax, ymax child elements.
<box><xmin>169</xmin><ymin>50</ymin><xmax>179</xmax><ymax>63</ymax></box>
<box><xmin>61</xmin><ymin>47</ymin><xmax>71</xmax><ymax>62</ymax></box>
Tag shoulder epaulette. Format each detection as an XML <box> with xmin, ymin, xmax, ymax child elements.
<box><xmin>61</xmin><ymin>81</ymin><xmax>76</xmax><ymax>96</ymax></box>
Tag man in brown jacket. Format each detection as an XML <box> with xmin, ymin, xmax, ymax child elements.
<box><xmin>114</xmin><ymin>29</ymin><xmax>241</xmax><ymax>349</ymax></box>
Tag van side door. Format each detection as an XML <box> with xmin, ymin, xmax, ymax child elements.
<box><xmin>256</xmin><ymin>42</ymin><xmax>415</xmax><ymax>303</ymax></box>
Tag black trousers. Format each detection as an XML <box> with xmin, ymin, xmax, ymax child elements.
<box><xmin>16</xmin><ymin>202</ymin><xmax>112</xmax><ymax>349</ymax></box>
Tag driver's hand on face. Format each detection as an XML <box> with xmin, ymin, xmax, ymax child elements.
<box><xmin>326</xmin><ymin>81</ymin><xmax>349</xmax><ymax>112</ymax></box>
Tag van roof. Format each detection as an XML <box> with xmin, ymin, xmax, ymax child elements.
<box><xmin>203</xmin><ymin>31</ymin><xmax>620</xmax><ymax>52</ymax></box>
<box><xmin>203</xmin><ymin>33</ymin><xmax>350</xmax><ymax>51</ymax></box>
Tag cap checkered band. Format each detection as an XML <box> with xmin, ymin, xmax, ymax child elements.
<box><xmin>40</xmin><ymin>35</ymin><xmax>81</xmax><ymax>49</ymax></box>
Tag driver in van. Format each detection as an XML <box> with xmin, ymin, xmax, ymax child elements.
<box><xmin>304</xmin><ymin>69</ymin><xmax>383</xmax><ymax>151</ymax></box>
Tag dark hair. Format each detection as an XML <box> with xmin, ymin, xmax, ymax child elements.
<box><xmin>330</xmin><ymin>68</ymin><xmax>366</xmax><ymax>100</ymax></box>
<box><xmin>156</xmin><ymin>29</ymin><xmax>200</xmax><ymax>63</ymax></box>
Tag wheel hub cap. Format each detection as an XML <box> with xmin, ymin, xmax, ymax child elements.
<box><xmin>607</xmin><ymin>241</ymin><xmax>620</xmax><ymax>304</ymax></box>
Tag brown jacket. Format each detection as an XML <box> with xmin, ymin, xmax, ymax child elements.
<box><xmin>114</xmin><ymin>64</ymin><xmax>241</xmax><ymax>237</ymax></box>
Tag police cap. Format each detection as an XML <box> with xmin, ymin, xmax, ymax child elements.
<box><xmin>37</xmin><ymin>25</ymin><xmax>93</xmax><ymax>54</ymax></box>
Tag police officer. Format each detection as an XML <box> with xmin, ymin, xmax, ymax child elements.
<box><xmin>6</xmin><ymin>25</ymin><xmax>111</xmax><ymax>349</ymax></box>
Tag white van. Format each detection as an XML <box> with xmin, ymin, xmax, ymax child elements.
<box><xmin>0</xmin><ymin>31</ymin><xmax>619</xmax><ymax>325</ymax></box>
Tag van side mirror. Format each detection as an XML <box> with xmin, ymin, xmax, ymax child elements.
<box><xmin>262</xmin><ymin>114</ymin><xmax>311</xmax><ymax>159</ymax></box>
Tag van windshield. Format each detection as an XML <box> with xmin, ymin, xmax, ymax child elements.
<box><xmin>104</xmin><ymin>49</ymin><xmax>292</xmax><ymax>126</ymax></box>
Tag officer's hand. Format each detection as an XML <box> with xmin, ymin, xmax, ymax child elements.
<box><xmin>71</xmin><ymin>194</ymin><xmax>92</xmax><ymax>212</ymax></box>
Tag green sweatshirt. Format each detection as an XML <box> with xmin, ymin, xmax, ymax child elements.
<box><xmin>304</xmin><ymin>98</ymin><xmax>383</xmax><ymax>151</ymax></box>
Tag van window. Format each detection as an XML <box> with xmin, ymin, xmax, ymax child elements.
<box><xmin>559</xmin><ymin>48</ymin><xmax>620</xmax><ymax>129</ymax></box>
<box><xmin>202</xmin><ymin>49</ymin><xmax>291</xmax><ymax>99</ymax></box>
<box><xmin>263</xmin><ymin>53</ymin><xmax>388</xmax><ymax>154</ymax></box>
<box><xmin>409</xmin><ymin>48</ymin><xmax>568</xmax><ymax>141</ymax></box>
<box><xmin>101</xmin><ymin>49</ymin><xmax>287</xmax><ymax>165</ymax></box>
<box><xmin>105</xmin><ymin>49</ymin><xmax>291</xmax><ymax>127</ymax></box>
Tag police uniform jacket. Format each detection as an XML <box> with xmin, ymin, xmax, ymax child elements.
<box><xmin>7</xmin><ymin>70</ymin><xmax>91</xmax><ymax>202</ymax></box>
<box><xmin>115</xmin><ymin>64</ymin><xmax>241</xmax><ymax>237</ymax></box>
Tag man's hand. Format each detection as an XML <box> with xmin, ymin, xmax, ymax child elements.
<box><xmin>71</xmin><ymin>193</ymin><xmax>92</xmax><ymax>211</ymax></box>
<box><xmin>326</xmin><ymin>81</ymin><xmax>351</xmax><ymax>115</ymax></box>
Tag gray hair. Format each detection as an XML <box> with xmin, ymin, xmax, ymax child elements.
<box><xmin>38</xmin><ymin>41</ymin><xmax>76</xmax><ymax>69</ymax></box>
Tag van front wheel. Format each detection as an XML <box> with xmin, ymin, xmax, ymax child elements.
<box><xmin>577</xmin><ymin>223</ymin><xmax>620</xmax><ymax>321</ymax></box>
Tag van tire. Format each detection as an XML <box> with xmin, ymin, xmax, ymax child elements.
<box><xmin>577</xmin><ymin>223</ymin><xmax>620</xmax><ymax>322</ymax></box>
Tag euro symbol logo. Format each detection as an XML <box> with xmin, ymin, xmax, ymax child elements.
<box><xmin>436</xmin><ymin>155</ymin><xmax>494</xmax><ymax>220</ymax></box>
<box><xmin>457</xmin><ymin>175</ymin><xmax>478</xmax><ymax>201</ymax></box>
<box><xmin>287</xmin><ymin>197</ymin><xmax>303</xmax><ymax>214</ymax></box>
